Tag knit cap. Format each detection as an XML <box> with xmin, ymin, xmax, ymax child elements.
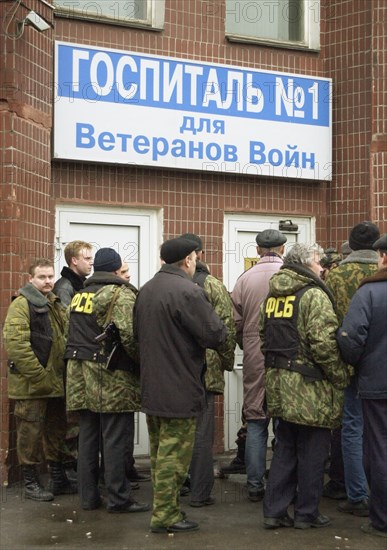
<box><xmin>94</xmin><ymin>248</ymin><xmax>122</xmax><ymax>272</ymax></box>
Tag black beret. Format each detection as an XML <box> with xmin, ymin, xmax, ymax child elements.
<box><xmin>180</xmin><ymin>233</ymin><xmax>203</xmax><ymax>251</ymax></box>
<box><xmin>349</xmin><ymin>221</ymin><xmax>380</xmax><ymax>251</ymax></box>
<box><xmin>372</xmin><ymin>234</ymin><xmax>387</xmax><ymax>251</ymax></box>
<box><xmin>94</xmin><ymin>248</ymin><xmax>122</xmax><ymax>272</ymax></box>
<box><xmin>160</xmin><ymin>237</ymin><xmax>198</xmax><ymax>264</ymax></box>
<box><xmin>256</xmin><ymin>229</ymin><xmax>287</xmax><ymax>248</ymax></box>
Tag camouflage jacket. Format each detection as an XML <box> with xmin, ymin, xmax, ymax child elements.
<box><xmin>66</xmin><ymin>275</ymin><xmax>140</xmax><ymax>413</ymax></box>
<box><xmin>258</xmin><ymin>265</ymin><xmax>351</xmax><ymax>429</ymax></box>
<box><xmin>3</xmin><ymin>284</ymin><xmax>66</xmax><ymax>400</ymax></box>
<box><xmin>325</xmin><ymin>250</ymin><xmax>379</xmax><ymax>323</ymax></box>
<box><xmin>199</xmin><ymin>266</ymin><xmax>236</xmax><ymax>394</ymax></box>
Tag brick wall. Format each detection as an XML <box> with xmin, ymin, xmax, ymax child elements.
<box><xmin>1</xmin><ymin>0</ymin><xmax>55</xmax><ymax>484</ymax></box>
<box><xmin>370</xmin><ymin>1</ymin><xmax>387</xmax><ymax>230</ymax></box>
<box><xmin>324</xmin><ymin>0</ymin><xmax>387</xmax><ymax>240</ymax></box>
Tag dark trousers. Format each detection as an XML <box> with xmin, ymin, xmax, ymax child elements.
<box><xmin>263</xmin><ymin>418</ymin><xmax>330</xmax><ymax>522</ymax></box>
<box><xmin>328</xmin><ymin>427</ymin><xmax>345</xmax><ymax>487</ymax></box>
<box><xmin>362</xmin><ymin>399</ymin><xmax>387</xmax><ymax>532</ymax></box>
<box><xmin>189</xmin><ymin>392</ymin><xmax>215</xmax><ymax>502</ymax></box>
<box><xmin>78</xmin><ymin>409</ymin><xmax>134</xmax><ymax>509</ymax></box>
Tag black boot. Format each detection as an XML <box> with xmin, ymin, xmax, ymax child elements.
<box><xmin>22</xmin><ymin>465</ymin><xmax>54</xmax><ymax>501</ymax></box>
<box><xmin>64</xmin><ymin>461</ymin><xmax>78</xmax><ymax>483</ymax></box>
<box><xmin>48</xmin><ymin>462</ymin><xmax>77</xmax><ymax>495</ymax></box>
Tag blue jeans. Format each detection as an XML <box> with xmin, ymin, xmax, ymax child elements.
<box><xmin>341</xmin><ymin>377</ymin><xmax>369</xmax><ymax>502</ymax></box>
<box><xmin>245</xmin><ymin>418</ymin><xmax>269</xmax><ymax>492</ymax></box>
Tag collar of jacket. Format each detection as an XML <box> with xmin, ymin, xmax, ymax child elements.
<box><xmin>261</xmin><ymin>252</ymin><xmax>283</xmax><ymax>258</ymax></box>
<box><xmin>259</xmin><ymin>254</ymin><xmax>284</xmax><ymax>262</ymax></box>
<box><xmin>195</xmin><ymin>260</ymin><xmax>210</xmax><ymax>275</ymax></box>
<box><xmin>359</xmin><ymin>267</ymin><xmax>387</xmax><ymax>288</ymax></box>
<box><xmin>159</xmin><ymin>263</ymin><xmax>193</xmax><ymax>280</ymax></box>
<box><xmin>84</xmin><ymin>272</ymin><xmax>129</xmax><ymax>287</ymax></box>
<box><xmin>281</xmin><ymin>262</ymin><xmax>336</xmax><ymax>308</ymax></box>
<box><xmin>128</xmin><ymin>282</ymin><xmax>138</xmax><ymax>295</ymax></box>
<box><xmin>341</xmin><ymin>249</ymin><xmax>379</xmax><ymax>265</ymax></box>
<box><xmin>60</xmin><ymin>265</ymin><xmax>85</xmax><ymax>291</ymax></box>
<box><xmin>18</xmin><ymin>283</ymin><xmax>54</xmax><ymax>307</ymax></box>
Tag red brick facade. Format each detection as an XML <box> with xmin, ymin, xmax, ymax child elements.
<box><xmin>1</xmin><ymin>0</ymin><xmax>386</xmax><ymax>484</ymax></box>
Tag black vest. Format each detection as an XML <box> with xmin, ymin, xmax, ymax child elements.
<box><xmin>28</xmin><ymin>302</ymin><xmax>52</xmax><ymax>368</ymax></box>
<box><xmin>193</xmin><ymin>263</ymin><xmax>209</xmax><ymax>288</ymax></box>
<box><xmin>65</xmin><ymin>282</ymin><xmax>135</xmax><ymax>372</ymax></box>
<box><xmin>65</xmin><ymin>282</ymin><xmax>104</xmax><ymax>362</ymax></box>
<box><xmin>262</xmin><ymin>286</ymin><xmax>326</xmax><ymax>382</ymax></box>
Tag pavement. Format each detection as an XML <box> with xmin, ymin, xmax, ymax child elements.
<box><xmin>1</xmin><ymin>455</ymin><xmax>385</xmax><ymax>550</ymax></box>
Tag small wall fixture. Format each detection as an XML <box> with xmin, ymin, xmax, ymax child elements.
<box><xmin>17</xmin><ymin>10</ymin><xmax>51</xmax><ymax>35</ymax></box>
<box><xmin>279</xmin><ymin>219</ymin><xmax>299</xmax><ymax>232</ymax></box>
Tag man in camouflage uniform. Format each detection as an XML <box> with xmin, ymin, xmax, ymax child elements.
<box><xmin>65</xmin><ymin>248</ymin><xmax>149</xmax><ymax>514</ymax></box>
<box><xmin>326</xmin><ymin>221</ymin><xmax>380</xmax><ymax>517</ymax></box>
<box><xmin>134</xmin><ymin>236</ymin><xmax>228</xmax><ymax>533</ymax></box>
<box><xmin>320</xmin><ymin>248</ymin><xmax>342</xmax><ymax>281</ymax></box>
<box><xmin>181</xmin><ymin>233</ymin><xmax>236</xmax><ymax>507</ymax></box>
<box><xmin>3</xmin><ymin>258</ymin><xmax>76</xmax><ymax>501</ymax></box>
<box><xmin>259</xmin><ymin>243</ymin><xmax>351</xmax><ymax>530</ymax></box>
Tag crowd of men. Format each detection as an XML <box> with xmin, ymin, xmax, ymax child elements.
<box><xmin>3</xmin><ymin>222</ymin><xmax>387</xmax><ymax>538</ymax></box>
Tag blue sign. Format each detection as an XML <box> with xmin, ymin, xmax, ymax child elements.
<box><xmin>54</xmin><ymin>42</ymin><xmax>332</xmax><ymax>180</ymax></box>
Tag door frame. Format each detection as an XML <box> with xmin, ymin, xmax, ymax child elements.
<box><xmin>223</xmin><ymin>212</ymin><xmax>315</xmax><ymax>451</ymax></box>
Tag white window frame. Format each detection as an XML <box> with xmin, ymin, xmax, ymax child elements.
<box><xmin>225</xmin><ymin>0</ymin><xmax>320</xmax><ymax>52</ymax></box>
<box><xmin>53</xmin><ymin>0</ymin><xmax>165</xmax><ymax>30</ymax></box>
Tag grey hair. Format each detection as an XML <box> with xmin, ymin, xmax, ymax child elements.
<box><xmin>284</xmin><ymin>243</ymin><xmax>324</xmax><ymax>267</ymax></box>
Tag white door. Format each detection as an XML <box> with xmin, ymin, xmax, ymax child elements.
<box><xmin>56</xmin><ymin>204</ymin><xmax>162</xmax><ymax>456</ymax></box>
<box><xmin>223</xmin><ymin>213</ymin><xmax>314</xmax><ymax>450</ymax></box>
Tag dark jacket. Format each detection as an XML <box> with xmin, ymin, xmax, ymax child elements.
<box><xmin>337</xmin><ymin>268</ymin><xmax>387</xmax><ymax>400</ymax></box>
<box><xmin>133</xmin><ymin>264</ymin><xmax>228</xmax><ymax>418</ymax></box>
<box><xmin>53</xmin><ymin>266</ymin><xmax>85</xmax><ymax>307</ymax></box>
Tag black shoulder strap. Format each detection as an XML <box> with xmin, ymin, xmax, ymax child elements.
<box><xmin>193</xmin><ymin>270</ymin><xmax>209</xmax><ymax>288</ymax></box>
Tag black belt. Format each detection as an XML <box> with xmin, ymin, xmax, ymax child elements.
<box><xmin>65</xmin><ymin>349</ymin><xmax>107</xmax><ymax>363</ymax></box>
<box><xmin>265</xmin><ymin>354</ymin><xmax>326</xmax><ymax>382</ymax></box>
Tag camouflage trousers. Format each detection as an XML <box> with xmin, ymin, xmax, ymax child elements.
<box><xmin>147</xmin><ymin>415</ymin><xmax>196</xmax><ymax>528</ymax></box>
<box><xmin>62</xmin><ymin>412</ymin><xmax>80</xmax><ymax>464</ymax></box>
<box><xmin>13</xmin><ymin>398</ymin><xmax>67</xmax><ymax>465</ymax></box>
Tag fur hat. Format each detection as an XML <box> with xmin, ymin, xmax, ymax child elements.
<box><xmin>349</xmin><ymin>222</ymin><xmax>380</xmax><ymax>251</ymax></box>
<box><xmin>256</xmin><ymin>229</ymin><xmax>287</xmax><ymax>248</ymax></box>
<box><xmin>94</xmin><ymin>248</ymin><xmax>122</xmax><ymax>272</ymax></box>
<box><xmin>160</xmin><ymin>237</ymin><xmax>198</xmax><ymax>264</ymax></box>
